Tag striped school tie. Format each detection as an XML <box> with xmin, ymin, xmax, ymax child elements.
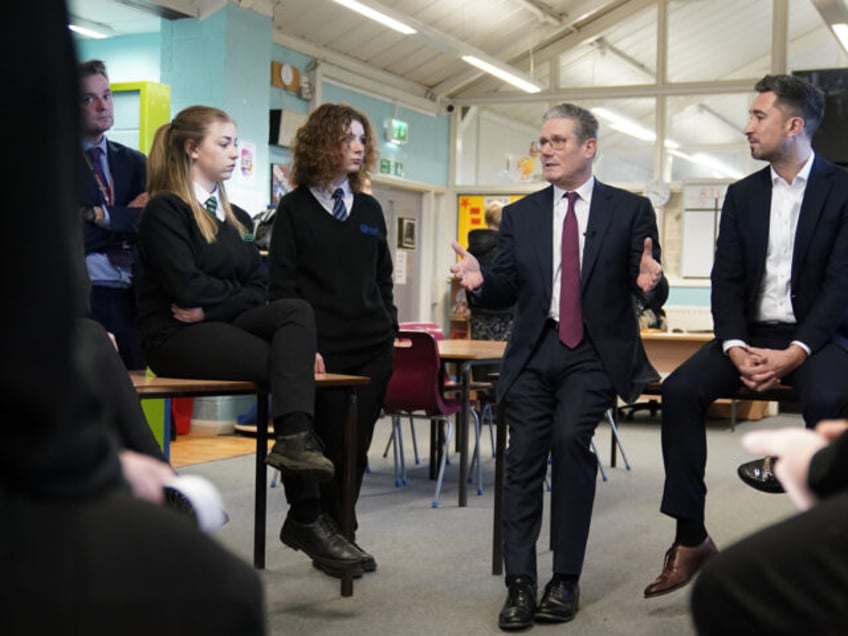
<box><xmin>332</xmin><ymin>187</ymin><xmax>348</xmax><ymax>221</ymax></box>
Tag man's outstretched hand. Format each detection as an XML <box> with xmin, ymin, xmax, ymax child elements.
<box><xmin>450</xmin><ymin>241</ymin><xmax>484</xmax><ymax>291</ymax></box>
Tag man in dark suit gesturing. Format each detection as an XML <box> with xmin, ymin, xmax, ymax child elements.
<box><xmin>78</xmin><ymin>59</ymin><xmax>148</xmax><ymax>370</ymax></box>
<box><xmin>644</xmin><ymin>74</ymin><xmax>848</xmax><ymax>599</ymax></box>
<box><xmin>451</xmin><ymin>103</ymin><xmax>663</xmax><ymax>631</ymax></box>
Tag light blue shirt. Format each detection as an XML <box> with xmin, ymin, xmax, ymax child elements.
<box><xmin>83</xmin><ymin>136</ymin><xmax>131</xmax><ymax>287</ymax></box>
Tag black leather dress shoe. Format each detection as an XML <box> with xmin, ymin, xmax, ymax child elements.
<box><xmin>266</xmin><ymin>430</ymin><xmax>334</xmax><ymax>483</ymax></box>
<box><xmin>498</xmin><ymin>577</ymin><xmax>536</xmax><ymax>631</ymax></box>
<box><xmin>312</xmin><ymin>559</ymin><xmax>365</xmax><ymax>579</ymax></box>
<box><xmin>311</xmin><ymin>529</ymin><xmax>377</xmax><ymax>578</ymax></box>
<box><xmin>737</xmin><ymin>456</ymin><xmax>784</xmax><ymax>493</ymax></box>
<box><xmin>279</xmin><ymin>514</ymin><xmax>362</xmax><ymax>569</ymax></box>
<box><xmin>353</xmin><ymin>543</ymin><xmax>378</xmax><ymax>572</ymax></box>
<box><xmin>535</xmin><ymin>577</ymin><xmax>579</xmax><ymax>623</ymax></box>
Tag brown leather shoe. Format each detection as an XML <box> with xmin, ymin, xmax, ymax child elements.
<box><xmin>644</xmin><ymin>537</ymin><xmax>718</xmax><ymax>598</ymax></box>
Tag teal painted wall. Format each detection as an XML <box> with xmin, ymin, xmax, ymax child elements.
<box><xmin>667</xmin><ymin>286</ymin><xmax>711</xmax><ymax>306</ymax></box>
<box><xmin>73</xmin><ymin>32</ymin><xmax>161</xmax><ymax>83</ymax></box>
<box><xmin>160</xmin><ymin>5</ymin><xmax>271</xmax><ymax>213</ymax></box>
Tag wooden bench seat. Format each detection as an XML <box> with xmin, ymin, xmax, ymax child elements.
<box><xmin>130</xmin><ymin>371</ymin><xmax>370</xmax><ymax>597</ymax></box>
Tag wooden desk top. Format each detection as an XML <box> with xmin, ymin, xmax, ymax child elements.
<box><xmin>641</xmin><ymin>331</ymin><xmax>713</xmax><ymax>343</ymax></box>
<box><xmin>130</xmin><ymin>371</ymin><xmax>369</xmax><ymax>398</ymax></box>
<box><xmin>639</xmin><ymin>331</ymin><xmax>714</xmax><ymax>375</ymax></box>
<box><xmin>438</xmin><ymin>339</ymin><xmax>507</xmax><ymax>361</ymax></box>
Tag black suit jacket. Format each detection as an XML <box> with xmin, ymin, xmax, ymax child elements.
<box><xmin>79</xmin><ymin>139</ymin><xmax>147</xmax><ymax>256</ymax></box>
<box><xmin>711</xmin><ymin>156</ymin><xmax>848</xmax><ymax>353</ymax></box>
<box><xmin>472</xmin><ymin>181</ymin><xmax>661</xmax><ymax>404</ymax></box>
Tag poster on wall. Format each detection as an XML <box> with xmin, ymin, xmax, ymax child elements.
<box><xmin>398</xmin><ymin>217</ymin><xmax>416</xmax><ymax>250</ymax></box>
<box><xmin>394</xmin><ymin>250</ymin><xmax>408</xmax><ymax>285</ymax></box>
<box><xmin>271</xmin><ymin>163</ymin><xmax>291</xmax><ymax>206</ymax></box>
<box><xmin>235</xmin><ymin>140</ymin><xmax>256</xmax><ymax>186</ymax></box>
<box><xmin>456</xmin><ymin>194</ymin><xmax>525</xmax><ymax>250</ymax></box>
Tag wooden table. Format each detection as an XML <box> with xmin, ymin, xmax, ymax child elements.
<box><xmin>437</xmin><ymin>339</ymin><xmax>507</xmax><ymax>507</ymax></box>
<box><xmin>640</xmin><ymin>331</ymin><xmax>713</xmax><ymax>374</ymax></box>
<box><xmin>130</xmin><ymin>371</ymin><xmax>370</xmax><ymax>597</ymax></box>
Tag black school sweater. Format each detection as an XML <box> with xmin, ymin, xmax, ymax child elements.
<box><xmin>268</xmin><ymin>186</ymin><xmax>397</xmax><ymax>358</ymax></box>
<box><xmin>136</xmin><ymin>192</ymin><xmax>266</xmax><ymax>349</ymax></box>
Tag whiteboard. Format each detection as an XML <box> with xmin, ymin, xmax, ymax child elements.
<box><xmin>680</xmin><ymin>181</ymin><xmax>729</xmax><ymax>278</ymax></box>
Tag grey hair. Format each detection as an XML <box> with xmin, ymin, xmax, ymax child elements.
<box><xmin>542</xmin><ymin>103</ymin><xmax>599</xmax><ymax>142</ymax></box>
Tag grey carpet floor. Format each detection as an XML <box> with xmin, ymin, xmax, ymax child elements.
<box><xmin>181</xmin><ymin>410</ymin><xmax>801</xmax><ymax>635</ymax></box>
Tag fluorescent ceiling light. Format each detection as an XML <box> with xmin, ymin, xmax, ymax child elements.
<box><xmin>609</xmin><ymin>123</ymin><xmax>655</xmax><ymax>142</ymax></box>
<box><xmin>593</xmin><ymin>107</ymin><xmax>656</xmax><ymax>142</ymax></box>
<box><xmin>68</xmin><ymin>23</ymin><xmax>109</xmax><ymax>39</ymax></box>
<box><xmin>668</xmin><ymin>149</ymin><xmax>744</xmax><ymax>180</ymax></box>
<box><xmin>832</xmin><ymin>23</ymin><xmax>848</xmax><ymax>52</ymax></box>
<box><xmin>333</xmin><ymin>0</ymin><xmax>417</xmax><ymax>35</ymax></box>
<box><xmin>461</xmin><ymin>55</ymin><xmax>542</xmax><ymax>94</ymax></box>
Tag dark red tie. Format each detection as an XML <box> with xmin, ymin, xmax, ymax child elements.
<box><xmin>559</xmin><ymin>191</ymin><xmax>583</xmax><ymax>348</ymax></box>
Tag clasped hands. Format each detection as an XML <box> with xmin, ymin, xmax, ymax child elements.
<box><xmin>728</xmin><ymin>343</ymin><xmax>807</xmax><ymax>392</ymax></box>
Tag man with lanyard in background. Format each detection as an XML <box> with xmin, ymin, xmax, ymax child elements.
<box><xmin>78</xmin><ymin>59</ymin><xmax>148</xmax><ymax>369</ymax></box>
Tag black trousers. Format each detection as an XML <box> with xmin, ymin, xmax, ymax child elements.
<box><xmin>691</xmin><ymin>491</ymin><xmax>848</xmax><ymax>635</ymax></box>
<box><xmin>502</xmin><ymin>325</ymin><xmax>615</xmax><ymax>581</ymax></box>
<box><xmin>90</xmin><ymin>284</ymin><xmax>145</xmax><ymax>371</ymax></box>
<box><xmin>145</xmin><ymin>298</ymin><xmax>322</xmax><ymax>507</ymax></box>
<box><xmin>660</xmin><ymin>325</ymin><xmax>848</xmax><ymax>523</ymax></box>
<box><xmin>145</xmin><ymin>299</ymin><xmax>317</xmax><ymax>423</ymax></box>
<box><xmin>308</xmin><ymin>341</ymin><xmax>394</xmax><ymax>532</ymax></box>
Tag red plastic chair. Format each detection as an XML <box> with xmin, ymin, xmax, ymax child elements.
<box><xmin>380</xmin><ymin>322</ymin><xmax>446</xmax><ymax>464</ymax></box>
<box><xmin>397</xmin><ymin>321</ymin><xmax>445</xmax><ymax>339</ymax></box>
<box><xmin>397</xmin><ymin>322</ymin><xmax>496</xmax><ymax>467</ymax></box>
<box><xmin>382</xmin><ymin>331</ymin><xmax>482</xmax><ymax>507</ymax></box>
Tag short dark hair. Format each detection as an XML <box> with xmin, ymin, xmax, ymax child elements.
<box><xmin>754</xmin><ymin>74</ymin><xmax>825</xmax><ymax>137</ymax></box>
<box><xmin>542</xmin><ymin>103</ymin><xmax>599</xmax><ymax>143</ymax></box>
<box><xmin>79</xmin><ymin>59</ymin><xmax>108</xmax><ymax>82</ymax></box>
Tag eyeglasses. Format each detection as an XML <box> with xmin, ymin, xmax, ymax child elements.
<box><xmin>537</xmin><ymin>136</ymin><xmax>572</xmax><ymax>150</ymax></box>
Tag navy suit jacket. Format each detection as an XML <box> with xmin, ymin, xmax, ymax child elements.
<box><xmin>711</xmin><ymin>156</ymin><xmax>848</xmax><ymax>353</ymax></box>
<box><xmin>472</xmin><ymin>181</ymin><xmax>662</xmax><ymax>404</ymax></box>
<box><xmin>79</xmin><ymin>139</ymin><xmax>147</xmax><ymax>256</ymax></box>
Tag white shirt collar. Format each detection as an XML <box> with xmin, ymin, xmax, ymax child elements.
<box><xmin>194</xmin><ymin>182</ymin><xmax>224</xmax><ymax>221</ymax></box>
<box><xmin>553</xmin><ymin>176</ymin><xmax>595</xmax><ymax>203</ymax></box>
<box><xmin>770</xmin><ymin>151</ymin><xmax>815</xmax><ymax>187</ymax></box>
<box><xmin>309</xmin><ymin>179</ymin><xmax>351</xmax><ymax>216</ymax></box>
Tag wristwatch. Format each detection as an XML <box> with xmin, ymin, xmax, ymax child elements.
<box><xmin>80</xmin><ymin>206</ymin><xmax>97</xmax><ymax>223</ymax></box>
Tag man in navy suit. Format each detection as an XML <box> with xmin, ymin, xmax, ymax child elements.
<box><xmin>451</xmin><ymin>103</ymin><xmax>663</xmax><ymax>630</ymax></box>
<box><xmin>78</xmin><ymin>59</ymin><xmax>148</xmax><ymax>369</ymax></box>
<box><xmin>644</xmin><ymin>74</ymin><xmax>848</xmax><ymax>599</ymax></box>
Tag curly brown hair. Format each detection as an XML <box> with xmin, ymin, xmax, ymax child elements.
<box><xmin>289</xmin><ymin>103</ymin><xmax>377</xmax><ymax>192</ymax></box>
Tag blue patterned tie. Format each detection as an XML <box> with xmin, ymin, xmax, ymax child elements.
<box><xmin>332</xmin><ymin>187</ymin><xmax>348</xmax><ymax>221</ymax></box>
